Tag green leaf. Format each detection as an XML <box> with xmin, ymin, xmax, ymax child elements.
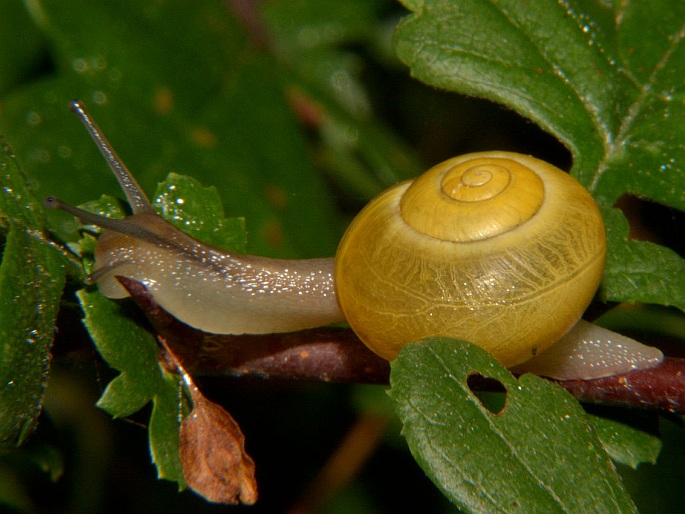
<box><xmin>78</xmin><ymin>288</ymin><xmax>160</xmax><ymax>418</ymax></box>
<box><xmin>262</xmin><ymin>0</ymin><xmax>423</xmax><ymax>198</ymax></box>
<box><xmin>77</xmin><ymin>288</ymin><xmax>186</xmax><ymax>485</ymax></box>
<box><xmin>0</xmin><ymin>1</ymin><xmax>44</xmax><ymax>95</ymax></box>
<box><xmin>0</xmin><ymin>140</ymin><xmax>68</xmax><ymax>447</ymax></box>
<box><xmin>152</xmin><ymin>173</ymin><xmax>246</xmax><ymax>253</ymax></box>
<box><xmin>601</xmin><ymin>206</ymin><xmax>685</xmax><ymax>306</ymax></box>
<box><xmin>394</xmin><ymin>0</ymin><xmax>685</xmax><ymax>308</ymax></box>
<box><xmin>0</xmin><ymin>0</ymin><xmax>340</xmax><ymax>258</ymax></box>
<box><xmin>390</xmin><ymin>338</ymin><xmax>636</xmax><ymax>513</ymax></box>
<box><xmin>149</xmin><ymin>370</ymin><xmax>187</xmax><ymax>484</ymax></box>
<box><xmin>590</xmin><ymin>415</ymin><xmax>661</xmax><ymax>470</ymax></box>
<box><xmin>0</xmin><ymin>139</ymin><xmax>44</xmax><ymax>227</ymax></box>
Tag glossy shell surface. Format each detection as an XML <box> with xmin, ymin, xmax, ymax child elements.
<box><xmin>335</xmin><ymin>152</ymin><xmax>606</xmax><ymax>366</ymax></box>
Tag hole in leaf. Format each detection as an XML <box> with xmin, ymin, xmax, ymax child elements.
<box><xmin>615</xmin><ymin>194</ymin><xmax>685</xmax><ymax>259</ymax></box>
<box><xmin>467</xmin><ymin>373</ymin><xmax>507</xmax><ymax>415</ymax></box>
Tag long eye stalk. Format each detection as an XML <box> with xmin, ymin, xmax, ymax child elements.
<box><xmin>70</xmin><ymin>100</ymin><xmax>154</xmax><ymax>214</ymax></box>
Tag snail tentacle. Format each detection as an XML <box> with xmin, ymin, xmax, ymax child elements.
<box><xmin>70</xmin><ymin>100</ymin><xmax>154</xmax><ymax>214</ymax></box>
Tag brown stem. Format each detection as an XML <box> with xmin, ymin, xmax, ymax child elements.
<box><xmin>118</xmin><ymin>277</ymin><xmax>389</xmax><ymax>384</ymax></box>
<box><xmin>118</xmin><ymin>277</ymin><xmax>685</xmax><ymax>413</ymax></box>
<box><xmin>552</xmin><ymin>358</ymin><xmax>685</xmax><ymax>413</ymax></box>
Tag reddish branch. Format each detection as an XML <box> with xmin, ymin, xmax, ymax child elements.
<box><xmin>119</xmin><ymin>277</ymin><xmax>685</xmax><ymax>413</ymax></box>
<box><xmin>557</xmin><ymin>359</ymin><xmax>685</xmax><ymax>413</ymax></box>
<box><xmin>119</xmin><ymin>277</ymin><xmax>389</xmax><ymax>383</ymax></box>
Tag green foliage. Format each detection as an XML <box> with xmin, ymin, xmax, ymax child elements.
<box><xmin>390</xmin><ymin>339</ymin><xmax>638</xmax><ymax>513</ymax></box>
<box><xmin>0</xmin><ymin>0</ymin><xmax>683</xmax><ymax>512</ymax></box>
<box><xmin>0</xmin><ymin>1</ymin><xmax>43</xmax><ymax>96</ymax></box>
<box><xmin>590</xmin><ymin>415</ymin><xmax>661</xmax><ymax>470</ymax></box>
<box><xmin>389</xmin><ymin>1</ymin><xmax>685</xmax><ymax>510</ymax></box>
<box><xmin>394</xmin><ymin>0</ymin><xmax>685</xmax><ymax>308</ymax></box>
<box><xmin>0</xmin><ymin>140</ymin><xmax>69</xmax><ymax>447</ymax></box>
<box><xmin>78</xmin><ymin>287</ymin><xmax>186</xmax><ymax>484</ymax></box>
<box><xmin>0</xmin><ymin>0</ymin><xmax>341</xmax><ymax>257</ymax></box>
<box><xmin>151</xmin><ymin>174</ymin><xmax>247</xmax><ymax>252</ymax></box>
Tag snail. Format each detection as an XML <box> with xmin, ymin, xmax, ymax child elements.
<box><xmin>45</xmin><ymin>101</ymin><xmax>663</xmax><ymax>381</ymax></box>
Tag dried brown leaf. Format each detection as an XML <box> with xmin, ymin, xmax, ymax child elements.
<box><xmin>160</xmin><ymin>340</ymin><xmax>257</xmax><ymax>505</ymax></box>
<box><xmin>180</xmin><ymin>383</ymin><xmax>258</xmax><ymax>505</ymax></box>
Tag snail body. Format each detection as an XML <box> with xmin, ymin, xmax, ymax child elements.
<box><xmin>92</xmin><ymin>212</ymin><xmax>344</xmax><ymax>335</ymax></box>
<box><xmin>47</xmin><ymin>104</ymin><xmax>344</xmax><ymax>336</ymax></box>
<box><xmin>46</xmin><ymin>101</ymin><xmax>663</xmax><ymax>380</ymax></box>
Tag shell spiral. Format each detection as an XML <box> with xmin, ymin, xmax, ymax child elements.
<box><xmin>335</xmin><ymin>151</ymin><xmax>606</xmax><ymax>366</ymax></box>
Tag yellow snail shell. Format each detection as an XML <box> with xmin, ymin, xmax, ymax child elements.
<box><xmin>335</xmin><ymin>152</ymin><xmax>606</xmax><ymax>367</ymax></box>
